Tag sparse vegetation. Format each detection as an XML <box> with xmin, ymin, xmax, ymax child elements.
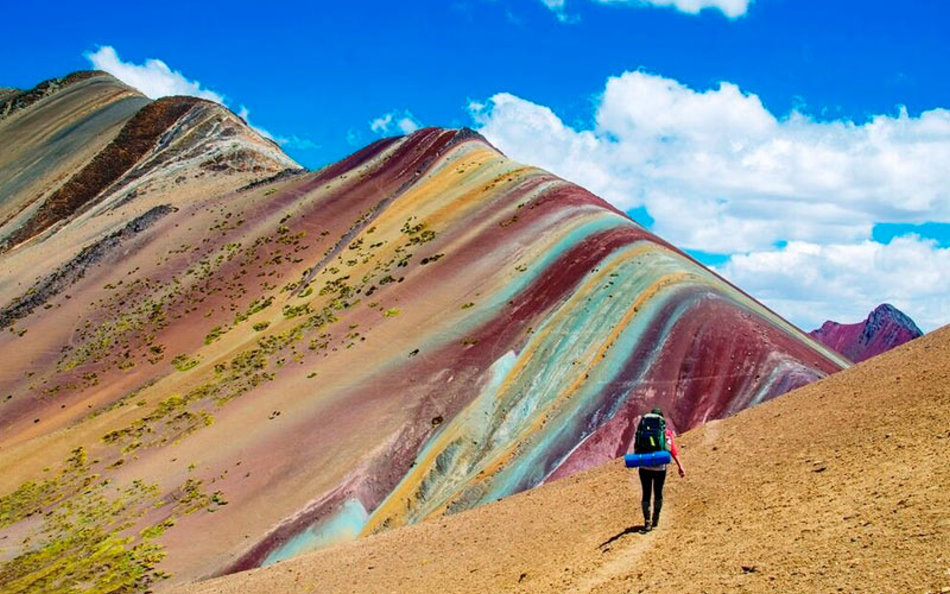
<box><xmin>171</xmin><ymin>353</ymin><xmax>200</xmax><ymax>371</ymax></box>
<box><xmin>0</xmin><ymin>444</ymin><xmax>227</xmax><ymax>591</ymax></box>
<box><xmin>205</xmin><ymin>325</ymin><xmax>225</xmax><ymax>344</ymax></box>
<box><xmin>0</xmin><ymin>139</ymin><xmax>480</xmax><ymax>592</ymax></box>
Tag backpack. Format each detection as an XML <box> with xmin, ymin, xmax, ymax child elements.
<box><xmin>634</xmin><ymin>413</ymin><xmax>666</xmax><ymax>454</ymax></box>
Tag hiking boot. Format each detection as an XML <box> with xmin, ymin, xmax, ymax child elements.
<box><xmin>643</xmin><ymin>520</ymin><xmax>652</xmax><ymax>532</ymax></box>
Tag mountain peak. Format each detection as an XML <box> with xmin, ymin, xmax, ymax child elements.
<box><xmin>398</xmin><ymin>126</ymin><xmax>500</xmax><ymax>155</ymax></box>
<box><xmin>0</xmin><ymin>73</ymin><xmax>298</xmax><ymax>254</ymax></box>
<box><xmin>868</xmin><ymin>303</ymin><xmax>921</xmax><ymax>332</ymax></box>
<box><xmin>0</xmin><ymin>70</ymin><xmax>141</xmax><ymax>121</ymax></box>
<box><xmin>810</xmin><ymin>303</ymin><xmax>923</xmax><ymax>362</ymax></box>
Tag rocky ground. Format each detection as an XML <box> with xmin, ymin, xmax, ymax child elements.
<box><xmin>175</xmin><ymin>325</ymin><xmax>950</xmax><ymax>594</ymax></box>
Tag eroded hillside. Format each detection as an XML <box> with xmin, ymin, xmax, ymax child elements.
<box><xmin>175</xmin><ymin>325</ymin><xmax>950</xmax><ymax>594</ymax></box>
<box><xmin>0</xmin><ymin>73</ymin><xmax>848</xmax><ymax>591</ymax></box>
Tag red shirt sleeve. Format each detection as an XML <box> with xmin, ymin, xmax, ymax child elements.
<box><xmin>666</xmin><ymin>428</ymin><xmax>679</xmax><ymax>457</ymax></box>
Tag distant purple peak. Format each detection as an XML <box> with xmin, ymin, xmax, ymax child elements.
<box><xmin>867</xmin><ymin>303</ymin><xmax>923</xmax><ymax>336</ymax></box>
<box><xmin>871</xmin><ymin>303</ymin><xmax>899</xmax><ymax>316</ymax></box>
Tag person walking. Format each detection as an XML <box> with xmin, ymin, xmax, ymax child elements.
<box><xmin>634</xmin><ymin>408</ymin><xmax>685</xmax><ymax>532</ymax></box>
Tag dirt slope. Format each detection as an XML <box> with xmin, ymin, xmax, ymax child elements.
<box><xmin>0</xmin><ymin>122</ymin><xmax>846</xmax><ymax>589</ymax></box>
<box><xmin>175</xmin><ymin>325</ymin><xmax>949</xmax><ymax>594</ymax></box>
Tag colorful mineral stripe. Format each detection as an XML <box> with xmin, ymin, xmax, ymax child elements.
<box><xmin>0</xmin><ymin>75</ymin><xmax>847</xmax><ymax>588</ymax></box>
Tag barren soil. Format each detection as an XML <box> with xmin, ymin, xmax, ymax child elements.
<box><xmin>174</xmin><ymin>326</ymin><xmax>949</xmax><ymax>593</ymax></box>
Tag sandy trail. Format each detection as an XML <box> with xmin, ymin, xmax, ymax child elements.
<box><xmin>174</xmin><ymin>326</ymin><xmax>949</xmax><ymax>594</ymax></box>
<box><xmin>573</xmin><ymin>516</ymin><xmax>659</xmax><ymax>594</ymax></box>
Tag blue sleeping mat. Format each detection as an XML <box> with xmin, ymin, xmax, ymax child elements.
<box><xmin>624</xmin><ymin>451</ymin><xmax>672</xmax><ymax>468</ymax></box>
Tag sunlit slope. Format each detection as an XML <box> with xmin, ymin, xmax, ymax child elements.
<box><xmin>0</xmin><ymin>75</ymin><xmax>845</xmax><ymax>590</ymax></box>
<box><xmin>0</xmin><ymin>71</ymin><xmax>148</xmax><ymax>240</ymax></box>
<box><xmin>0</xmin><ymin>71</ymin><xmax>299</xmax><ymax>328</ymax></box>
<box><xmin>175</xmin><ymin>325</ymin><xmax>949</xmax><ymax>594</ymax></box>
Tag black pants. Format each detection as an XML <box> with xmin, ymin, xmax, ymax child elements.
<box><xmin>638</xmin><ymin>468</ymin><xmax>667</xmax><ymax>525</ymax></box>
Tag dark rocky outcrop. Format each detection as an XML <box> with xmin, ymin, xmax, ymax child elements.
<box><xmin>237</xmin><ymin>167</ymin><xmax>308</xmax><ymax>192</ymax></box>
<box><xmin>809</xmin><ymin>303</ymin><xmax>923</xmax><ymax>363</ymax></box>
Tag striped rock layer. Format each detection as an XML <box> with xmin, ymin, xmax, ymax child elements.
<box><xmin>0</xmin><ymin>74</ymin><xmax>847</xmax><ymax>589</ymax></box>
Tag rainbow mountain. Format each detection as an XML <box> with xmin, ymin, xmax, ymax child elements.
<box><xmin>0</xmin><ymin>71</ymin><xmax>848</xmax><ymax>591</ymax></box>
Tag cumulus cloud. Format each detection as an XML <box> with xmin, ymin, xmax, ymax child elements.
<box><xmin>470</xmin><ymin>71</ymin><xmax>950</xmax><ymax>253</ymax></box>
<box><xmin>85</xmin><ymin>46</ymin><xmax>225</xmax><ymax>103</ymax></box>
<box><xmin>470</xmin><ymin>70</ymin><xmax>950</xmax><ymax>331</ymax></box>
<box><xmin>85</xmin><ymin>46</ymin><xmax>306</xmax><ymax>146</ymax></box>
<box><xmin>370</xmin><ymin>110</ymin><xmax>422</xmax><ymax>136</ymax></box>
<box><xmin>540</xmin><ymin>0</ymin><xmax>752</xmax><ymax>20</ymax></box>
<box><xmin>598</xmin><ymin>0</ymin><xmax>752</xmax><ymax>18</ymax></box>
<box><xmin>539</xmin><ymin>0</ymin><xmax>580</xmax><ymax>22</ymax></box>
<box><xmin>715</xmin><ymin>236</ymin><xmax>949</xmax><ymax>332</ymax></box>
<box><xmin>346</xmin><ymin>128</ymin><xmax>364</xmax><ymax>146</ymax></box>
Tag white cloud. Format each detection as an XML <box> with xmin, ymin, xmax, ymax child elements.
<box><xmin>470</xmin><ymin>70</ymin><xmax>950</xmax><ymax>331</ymax></box>
<box><xmin>715</xmin><ymin>236</ymin><xmax>949</xmax><ymax>332</ymax></box>
<box><xmin>370</xmin><ymin>110</ymin><xmax>422</xmax><ymax>136</ymax></box>
<box><xmin>598</xmin><ymin>0</ymin><xmax>752</xmax><ymax>18</ymax></box>
<box><xmin>85</xmin><ymin>46</ymin><xmax>225</xmax><ymax>103</ymax></box>
<box><xmin>540</xmin><ymin>0</ymin><xmax>752</xmax><ymax>20</ymax></box>
<box><xmin>85</xmin><ymin>46</ymin><xmax>294</xmax><ymax>145</ymax></box>
<box><xmin>346</xmin><ymin>128</ymin><xmax>363</xmax><ymax>146</ymax></box>
<box><xmin>370</xmin><ymin>114</ymin><xmax>393</xmax><ymax>134</ymax></box>
<box><xmin>539</xmin><ymin>0</ymin><xmax>579</xmax><ymax>22</ymax></box>
<box><xmin>540</xmin><ymin>0</ymin><xmax>567</xmax><ymax>11</ymax></box>
<box><xmin>470</xmin><ymin>71</ymin><xmax>950</xmax><ymax>254</ymax></box>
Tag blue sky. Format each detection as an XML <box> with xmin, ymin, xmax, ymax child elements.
<box><xmin>1</xmin><ymin>0</ymin><xmax>947</xmax><ymax>331</ymax></box>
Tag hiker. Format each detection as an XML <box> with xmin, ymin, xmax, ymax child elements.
<box><xmin>634</xmin><ymin>408</ymin><xmax>685</xmax><ymax>532</ymax></box>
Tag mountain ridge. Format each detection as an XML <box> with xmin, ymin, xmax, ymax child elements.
<box><xmin>0</xmin><ymin>70</ymin><xmax>130</xmax><ymax>121</ymax></box>
<box><xmin>810</xmin><ymin>303</ymin><xmax>923</xmax><ymax>362</ymax></box>
<box><xmin>0</xmin><ymin>71</ymin><xmax>848</xmax><ymax>590</ymax></box>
